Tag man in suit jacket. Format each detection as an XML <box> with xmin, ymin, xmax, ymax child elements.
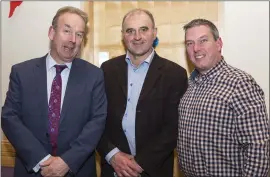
<box><xmin>1</xmin><ymin>6</ymin><xmax>107</xmax><ymax>177</ymax></box>
<box><xmin>97</xmin><ymin>8</ymin><xmax>188</xmax><ymax>177</ymax></box>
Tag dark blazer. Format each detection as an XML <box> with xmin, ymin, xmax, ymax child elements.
<box><xmin>1</xmin><ymin>55</ymin><xmax>107</xmax><ymax>177</ymax></box>
<box><xmin>97</xmin><ymin>53</ymin><xmax>188</xmax><ymax>177</ymax></box>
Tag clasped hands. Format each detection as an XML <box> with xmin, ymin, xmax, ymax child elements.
<box><xmin>111</xmin><ymin>152</ymin><xmax>143</xmax><ymax>177</ymax></box>
<box><xmin>40</xmin><ymin>156</ymin><xmax>69</xmax><ymax>177</ymax></box>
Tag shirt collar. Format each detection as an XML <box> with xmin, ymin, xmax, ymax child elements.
<box><xmin>125</xmin><ymin>48</ymin><xmax>155</xmax><ymax>66</ymax></box>
<box><xmin>46</xmin><ymin>52</ymin><xmax>72</xmax><ymax>71</ymax></box>
<box><xmin>190</xmin><ymin>57</ymin><xmax>227</xmax><ymax>81</ymax></box>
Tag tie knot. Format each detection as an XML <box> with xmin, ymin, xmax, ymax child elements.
<box><xmin>54</xmin><ymin>65</ymin><xmax>67</xmax><ymax>74</ymax></box>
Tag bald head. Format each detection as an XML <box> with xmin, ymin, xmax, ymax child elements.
<box><xmin>122</xmin><ymin>8</ymin><xmax>156</xmax><ymax>30</ymax></box>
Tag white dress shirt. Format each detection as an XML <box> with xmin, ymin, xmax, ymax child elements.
<box><xmin>33</xmin><ymin>53</ymin><xmax>72</xmax><ymax>172</ymax></box>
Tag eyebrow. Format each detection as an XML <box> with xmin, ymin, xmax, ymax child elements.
<box><xmin>63</xmin><ymin>24</ymin><xmax>85</xmax><ymax>34</ymax></box>
<box><xmin>186</xmin><ymin>35</ymin><xmax>208</xmax><ymax>42</ymax></box>
<box><xmin>125</xmin><ymin>28</ymin><xmax>133</xmax><ymax>31</ymax></box>
<box><xmin>198</xmin><ymin>35</ymin><xmax>208</xmax><ymax>39</ymax></box>
<box><xmin>125</xmin><ymin>26</ymin><xmax>149</xmax><ymax>31</ymax></box>
<box><xmin>140</xmin><ymin>26</ymin><xmax>149</xmax><ymax>29</ymax></box>
<box><xmin>64</xmin><ymin>24</ymin><xmax>71</xmax><ymax>28</ymax></box>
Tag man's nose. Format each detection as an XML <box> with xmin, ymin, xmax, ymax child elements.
<box><xmin>134</xmin><ymin>31</ymin><xmax>142</xmax><ymax>40</ymax></box>
<box><xmin>69</xmin><ymin>33</ymin><xmax>76</xmax><ymax>43</ymax></box>
<box><xmin>193</xmin><ymin>43</ymin><xmax>201</xmax><ymax>52</ymax></box>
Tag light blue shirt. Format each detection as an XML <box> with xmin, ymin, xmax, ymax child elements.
<box><xmin>105</xmin><ymin>50</ymin><xmax>154</xmax><ymax>163</ymax></box>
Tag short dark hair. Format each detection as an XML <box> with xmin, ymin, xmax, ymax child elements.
<box><xmin>183</xmin><ymin>19</ymin><xmax>220</xmax><ymax>41</ymax></box>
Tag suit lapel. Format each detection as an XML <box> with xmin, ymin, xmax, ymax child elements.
<box><xmin>34</xmin><ymin>56</ymin><xmax>49</xmax><ymax>126</ymax></box>
<box><xmin>60</xmin><ymin>59</ymin><xmax>82</xmax><ymax>124</ymax></box>
<box><xmin>116</xmin><ymin>57</ymin><xmax>128</xmax><ymax>99</ymax></box>
<box><xmin>139</xmin><ymin>54</ymin><xmax>163</xmax><ymax>101</ymax></box>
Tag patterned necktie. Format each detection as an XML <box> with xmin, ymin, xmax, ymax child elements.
<box><xmin>48</xmin><ymin>64</ymin><xmax>67</xmax><ymax>155</ymax></box>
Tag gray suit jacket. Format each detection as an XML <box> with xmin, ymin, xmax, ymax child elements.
<box><xmin>1</xmin><ymin>55</ymin><xmax>107</xmax><ymax>177</ymax></box>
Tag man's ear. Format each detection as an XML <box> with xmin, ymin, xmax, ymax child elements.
<box><xmin>121</xmin><ymin>29</ymin><xmax>124</xmax><ymax>40</ymax></box>
<box><xmin>153</xmin><ymin>27</ymin><xmax>157</xmax><ymax>39</ymax></box>
<box><xmin>216</xmin><ymin>37</ymin><xmax>223</xmax><ymax>52</ymax></box>
<box><xmin>48</xmin><ymin>26</ymin><xmax>55</xmax><ymax>40</ymax></box>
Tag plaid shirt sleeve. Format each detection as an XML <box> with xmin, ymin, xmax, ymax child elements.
<box><xmin>232</xmin><ymin>76</ymin><xmax>270</xmax><ymax>176</ymax></box>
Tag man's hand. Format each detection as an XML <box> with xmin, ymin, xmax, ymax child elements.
<box><xmin>111</xmin><ymin>152</ymin><xmax>143</xmax><ymax>177</ymax></box>
<box><xmin>40</xmin><ymin>156</ymin><xmax>69</xmax><ymax>177</ymax></box>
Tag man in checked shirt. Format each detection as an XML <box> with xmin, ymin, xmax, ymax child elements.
<box><xmin>177</xmin><ymin>18</ymin><xmax>269</xmax><ymax>176</ymax></box>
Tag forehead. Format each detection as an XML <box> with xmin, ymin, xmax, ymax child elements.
<box><xmin>58</xmin><ymin>13</ymin><xmax>85</xmax><ymax>30</ymax></box>
<box><xmin>123</xmin><ymin>11</ymin><xmax>153</xmax><ymax>29</ymax></box>
<box><xmin>186</xmin><ymin>25</ymin><xmax>212</xmax><ymax>40</ymax></box>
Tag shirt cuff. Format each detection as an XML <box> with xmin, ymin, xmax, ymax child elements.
<box><xmin>32</xmin><ymin>154</ymin><xmax>51</xmax><ymax>172</ymax></box>
<box><xmin>105</xmin><ymin>148</ymin><xmax>120</xmax><ymax>165</ymax></box>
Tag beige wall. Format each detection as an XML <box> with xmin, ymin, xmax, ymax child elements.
<box><xmin>89</xmin><ymin>1</ymin><xmax>220</xmax><ymax>75</ymax></box>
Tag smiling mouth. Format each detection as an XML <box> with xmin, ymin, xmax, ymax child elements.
<box><xmin>133</xmin><ymin>41</ymin><xmax>144</xmax><ymax>45</ymax></box>
<box><xmin>195</xmin><ymin>54</ymin><xmax>205</xmax><ymax>59</ymax></box>
<box><xmin>64</xmin><ymin>46</ymin><xmax>74</xmax><ymax>51</ymax></box>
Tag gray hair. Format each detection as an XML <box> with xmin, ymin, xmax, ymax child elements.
<box><xmin>52</xmin><ymin>6</ymin><xmax>88</xmax><ymax>40</ymax></box>
<box><xmin>183</xmin><ymin>19</ymin><xmax>220</xmax><ymax>41</ymax></box>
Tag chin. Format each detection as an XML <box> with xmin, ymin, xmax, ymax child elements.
<box><xmin>62</xmin><ymin>57</ymin><xmax>74</xmax><ymax>62</ymax></box>
<box><xmin>137</xmin><ymin>50</ymin><xmax>151</xmax><ymax>56</ymax></box>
